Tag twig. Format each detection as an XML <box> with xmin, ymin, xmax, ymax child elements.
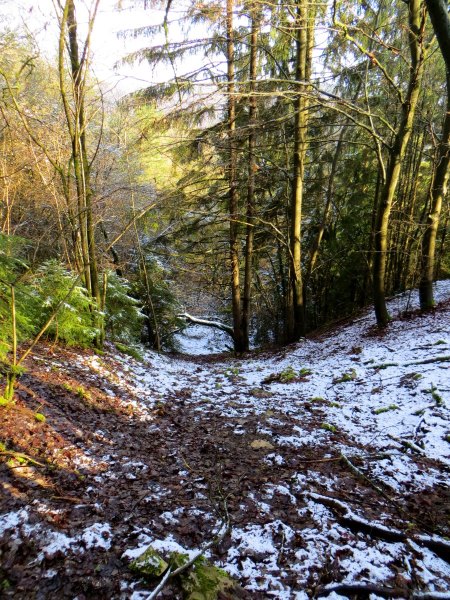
<box><xmin>298</xmin><ymin>453</ymin><xmax>391</xmax><ymax>464</ymax></box>
<box><xmin>147</xmin><ymin>566</ymin><xmax>173</xmax><ymax>600</ymax></box>
<box><xmin>51</xmin><ymin>495</ymin><xmax>85</xmax><ymax>503</ymax></box>
<box><xmin>388</xmin><ymin>434</ymin><xmax>426</xmax><ymax>455</ymax></box>
<box><xmin>145</xmin><ymin>519</ymin><xmax>230</xmax><ymax>599</ymax></box>
<box><xmin>340</xmin><ymin>452</ymin><xmax>394</xmax><ymax>500</ymax></box>
<box><xmin>370</xmin><ymin>355</ymin><xmax>450</xmax><ymax>370</ymax></box>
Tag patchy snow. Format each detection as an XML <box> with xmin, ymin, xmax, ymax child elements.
<box><xmin>0</xmin><ymin>509</ymin><xmax>114</xmax><ymax>559</ymax></box>
<box><xmin>174</xmin><ymin>324</ymin><xmax>231</xmax><ymax>355</ymax></box>
<box><xmin>1</xmin><ymin>280</ymin><xmax>450</xmax><ymax>598</ymax></box>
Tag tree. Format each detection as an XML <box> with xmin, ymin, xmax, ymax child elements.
<box><xmin>372</xmin><ymin>0</ymin><xmax>427</xmax><ymax>327</ymax></box>
<box><xmin>57</xmin><ymin>0</ymin><xmax>102</xmax><ymax>342</ymax></box>
<box><xmin>419</xmin><ymin>0</ymin><xmax>450</xmax><ymax>308</ymax></box>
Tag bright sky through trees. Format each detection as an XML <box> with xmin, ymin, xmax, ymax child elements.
<box><xmin>6</xmin><ymin>0</ymin><xmax>170</xmax><ymax>94</ymax></box>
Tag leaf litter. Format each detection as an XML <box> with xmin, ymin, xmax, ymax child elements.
<box><xmin>0</xmin><ymin>282</ymin><xmax>450</xmax><ymax>598</ymax></box>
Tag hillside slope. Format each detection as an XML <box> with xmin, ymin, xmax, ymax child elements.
<box><xmin>1</xmin><ymin>283</ymin><xmax>450</xmax><ymax>599</ymax></box>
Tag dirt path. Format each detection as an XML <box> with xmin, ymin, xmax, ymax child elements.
<box><xmin>1</xmin><ymin>304</ymin><xmax>450</xmax><ymax>599</ymax></box>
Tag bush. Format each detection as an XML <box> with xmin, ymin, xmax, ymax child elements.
<box><xmin>33</xmin><ymin>260</ymin><xmax>98</xmax><ymax>346</ymax></box>
<box><xmin>104</xmin><ymin>271</ymin><xmax>145</xmax><ymax>344</ymax></box>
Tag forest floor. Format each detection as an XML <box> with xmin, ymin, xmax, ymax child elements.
<box><xmin>1</xmin><ymin>284</ymin><xmax>450</xmax><ymax>599</ymax></box>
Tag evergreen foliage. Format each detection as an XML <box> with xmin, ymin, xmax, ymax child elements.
<box><xmin>32</xmin><ymin>260</ymin><xmax>98</xmax><ymax>347</ymax></box>
<box><xmin>104</xmin><ymin>271</ymin><xmax>145</xmax><ymax>344</ymax></box>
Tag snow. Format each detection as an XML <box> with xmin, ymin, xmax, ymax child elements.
<box><xmin>0</xmin><ymin>509</ymin><xmax>114</xmax><ymax>558</ymax></box>
<box><xmin>2</xmin><ymin>280</ymin><xmax>450</xmax><ymax>597</ymax></box>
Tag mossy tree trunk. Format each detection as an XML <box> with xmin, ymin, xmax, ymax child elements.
<box><xmin>373</xmin><ymin>0</ymin><xmax>426</xmax><ymax>327</ymax></box>
<box><xmin>286</xmin><ymin>0</ymin><xmax>316</xmax><ymax>342</ymax></box>
<box><xmin>420</xmin><ymin>0</ymin><xmax>450</xmax><ymax>309</ymax></box>
<box><xmin>241</xmin><ymin>6</ymin><xmax>260</xmax><ymax>352</ymax></box>
<box><xmin>226</xmin><ymin>0</ymin><xmax>246</xmax><ymax>353</ymax></box>
<box><xmin>58</xmin><ymin>0</ymin><xmax>103</xmax><ymax>346</ymax></box>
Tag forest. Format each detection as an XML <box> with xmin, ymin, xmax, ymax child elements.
<box><xmin>1</xmin><ymin>0</ymin><xmax>450</xmax><ymax>598</ymax></box>
<box><xmin>0</xmin><ymin>0</ymin><xmax>449</xmax><ymax>361</ymax></box>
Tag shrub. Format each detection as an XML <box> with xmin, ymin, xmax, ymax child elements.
<box><xmin>104</xmin><ymin>271</ymin><xmax>145</xmax><ymax>344</ymax></box>
<box><xmin>33</xmin><ymin>260</ymin><xmax>98</xmax><ymax>346</ymax></box>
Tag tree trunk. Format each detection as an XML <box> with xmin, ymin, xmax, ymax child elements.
<box><xmin>241</xmin><ymin>7</ymin><xmax>259</xmax><ymax>352</ymax></box>
<box><xmin>373</xmin><ymin>0</ymin><xmax>426</xmax><ymax>327</ymax></box>
<box><xmin>287</xmin><ymin>1</ymin><xmax>314</xmax><ymax>342</ymax></box>
<box><xmin>226</xmin><ymin>0</ymin><xmax>245</xmax><ymax>352</ymax></box>
<box><xmin>419</xmin><ymin>74</ymin><xmax>450</xmax><ymax>308</ymax></box>
<box><xmin>420</xmin><ymin>0</ymin><xmax>450</xmax><ymax>308</ymax></box>
<box><xmin>60</xmin><ymin>0</ymin><xmax>102</xmax><ymax>345</ymax></box>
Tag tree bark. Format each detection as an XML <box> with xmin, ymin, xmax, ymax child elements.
<box><xmin>59</xmin><ymin>0</ymin><xmax>102</xmax><ymax>345</ymax></box>
<box><xmin>226</xmin><ymin>0</ymin><xmax>245</xmax><ymax>352</ymax></box>
<box><xmin>241</xmin><ymin>6</ymin><xmax>259</xmax><ymax>352</ymax></box>
<box><xmin>420</xmin><ymin>0</ymin><xmax>450</xmax><ymax>308</ymax></box>
<box><xmin>373</xmin><ymin>0</ymin><xmax>426</xmax><ymax>327</ymax></box>
<box><xmin>287</xmin><ymin>0</ymin><xmax>315</xmax><ymax>342</ymax></box>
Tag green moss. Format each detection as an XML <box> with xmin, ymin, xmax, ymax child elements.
<box><xmin>432</xmin><ymin>391</ymin><xmax>443</xmax><ymax>406</ymax></box>
<box><xmin>373</xmin><ymin>404</ymin><xmax>399</xmax><ymax>415</ymax></box>
<box><xmin>130</xmin><ymin>547</ymin><xmax>239</xmax><ymax>600</ymax></box>
<box><xmin>129</xmin><ymin>547</ymin><xmax>168</xmax><ymax>577</ymax></box>
<box><xmin>299</xmin><ymin>367</ymin><xmax>312</xmax><ymax>377</ymax></box>
<box><xmin>76</xmin><ymin>386</ymin><xmax>91</xmax><ymax>401</ymax></box>
<box><xmin>329</xmin><ymin>401</ymin><xmax>342</xmax><ymax>408</ymax></box>
<box><xmin>169</xmin><ymin>551</ymin><xmax>190</xmax><ymax>570</ymax></box>
<box><xmin>333</xmin><ymin>369</ymin><xmax>357</xmax><ymax>383</ymax></box>
<box><xmin>181</xmin><ymin>556</ymin><xmax>235</xmax><ymax>600</ymax></box>
<box><xmin>279</xmin><ymin>366</ymin><xmax>296</xmax><ymax>382</ymax></box>
<box><xmin>321</xmin><ymin>423</ymin><xmax>337</xmax><ymax>433</ymax></box>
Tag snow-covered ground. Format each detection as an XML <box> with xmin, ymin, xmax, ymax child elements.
<box><xmin>1</xmin><ymin>282</ymin><xmax>449</xmax><ymax>598</ymax></box>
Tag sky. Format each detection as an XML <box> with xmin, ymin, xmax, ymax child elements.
<box><xmin>4</xmin><ymin>0</ymin><xmax>170</xmax><ymax>95</ymax></box>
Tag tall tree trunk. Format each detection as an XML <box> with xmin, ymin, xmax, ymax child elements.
<box><xmin>419</xmin><ymin>75</ymin><xmax>450</xmax><ymax>307</ymax></box>
<box><xmin>59</xmin><ymin>0</ymin><xmax>102</xmax><ymax>345</ymax></box>
<box><xmin>241</xmin><ymin>6</ymin><xmax>259</xmax><ymax>352</ymax></box>
<box><xmin>420</xmin><ymin>0</ymin><xmax>450</xmax><ymax>308</ymax></box>
<box><xmin>226</xmin><ymin>0</ymin><xmax>245</xmax><ymax>352</ymax></box>
<box><xmin>373</xmin><ymin>0</ymin><xmax>426</xmax><ymax>327</ymax></box>
<box><xmin>287</xmin><ymin>0</ymin><xmax>315</xmax><ymax>342</ymax></box>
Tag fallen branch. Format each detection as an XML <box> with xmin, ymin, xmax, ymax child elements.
<box><xmin>147</xmin><ymin>566</ymin><xmax>173</xmax><ymax>600</ymax></box>
<box><xmin>370</xmin><ymin>355</ymin><xmax>450</xmax><ymax>370</ymax></box>
<box><xmin>340</xmin><ymin>452</ymin><xmax>394</xmax><ymax>500</ymax></box>
<box><xmin>388</xmin><ymin>434</ymin><xmax>426</xmax><ymax>455</ymax></box>
<box><xmin>177</xmin><ymin>313</ymin><xmax>234</xmax><ymax>339</ymax></box>
<box><xmin>307</xmin><ymin>492</ymin><xmax>450</xmax><ymax>563</ymax></box>
<box><xmin>146</xmin><ymin>519</ymin><xmax>231</xmax><ymax>599</ymax></box>
<box><xmin>317</xmin><ymin>582</ymin><xmax>450</xmax><ymax>599</ymax></box>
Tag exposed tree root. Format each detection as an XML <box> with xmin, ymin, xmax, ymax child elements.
<box><xmin>316</xmin><ymin>582</ymin><xmax>450</xmax><ymax>599</ymax></box>
<box><xmin>307</xmin><ymin>492</ymin><xmax>450</xmax><ymax>563</ymax></box>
